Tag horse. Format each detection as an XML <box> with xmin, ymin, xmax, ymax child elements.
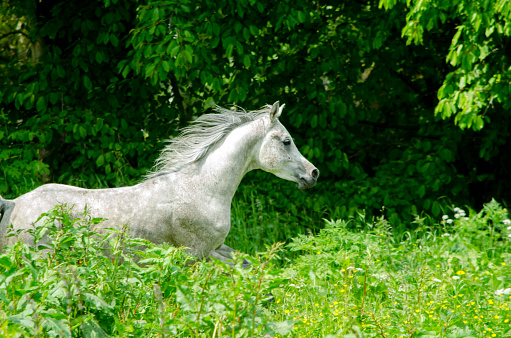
<box><xmin>0</xmin><ymin>101</ymin><xmax>319</xmax><ymax>263</ymax></box>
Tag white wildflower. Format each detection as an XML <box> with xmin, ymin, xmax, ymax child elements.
<box><xmin>372</xmin><ymin>273</ymin><xmax>389</xmax><ymax>280</ymax></box>
<box><xmin>452</xmin><ymin>276</ymin><xmax>460</xmax><ymax>280</ymax></box>
<box><xmin>503</xmin><ymin>219</ymin><xmax>511</xmax><ymax>225</ymax></box>
<box><xmin>507</xmin><ymin>226</ymin><xmax>511</xmax><ymax>230</ymax></box>
<box><xmin>442</xmin><ymin>215</ymin><xmax>449</xmax><ymax>220</ymax></box>
<box><xmin>446</xmin><ymin>219</ymin><xmax>453</xmax><ymax>224</ymax></box>
<box><xmin>495</xmin><ymin>288</ymin><xmax>511</xmax><ymax>296</ymax></box>
<box><xmin>441</xmin><ymin>233</ymin><xmax>451</xmax><ymax>237</ymax></box>
<box><xmin>432</xmin><ymin>278</ymin><xmax>442</xmax><ymax>283</ymax></box>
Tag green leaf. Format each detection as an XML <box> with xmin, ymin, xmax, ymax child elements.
<box><xmin>110</xmin><ymin>33</ymin><xmax>119</xmax><ymax>47</ymax></box>
<box><xmin>43</xmin><ymin>317</ymin><xmax>72</xmax><ymax>338</ymax></box>
<box><xmin>418</xmin><ymin>185</ymin><xmax>426</xmax><ymax>198</ymax></box>
<box><xmin>84</xmin><ymin>293</ymin><xmax>113</xmax><ymax>313</ymax></box>
<box><xmin>176</xmin><ymin>285</ymin><xmax>196</xmax><ymax>312</ymax></box>
<box><xmin>96</xmin><ymin>154</ymin><xmax>105</xmax><ymax>167</ymax></box>
<box><xmin>79</xmin><ymin>125</ymin><xmax>87</xmax><ymax>138</ymax></box>
<box><xmin>162</xmin><ymin>60</ymin><xmax>170</xmax><ymax>72</ymax></box>
<box><xmin>264</xmin><ymin>320</ymin><xmax>295</xmax><ymax>335</ymax></box>
<box><xmin>249</xmin><ymin>25</ymin><xmax>258</xmax><ymax>36</ymax></box>
<box><xmin>81</xmin><ymin>318</ymin><xmax>109</xmax><ymax>338</ymax></box>
<box><xmin>84</xmin><ymin>76</ymin><xmax>92</xmax><ymax>90</ymax></box>
<box><xmin>242</xmin><ymin>54</ymin><xmax>251</xmax><ymax>67</ymax></box>
<box><xmin>152</xmin><ymin>7</ymin><xmax>160</xmax><ymax>21</ymax></box>
<box><xmin>36</xmin><ymin>96</ymin><xmax>46</xmax><ymax>112</ymax></box>
<box><xmin>243</xmin><ymin>27</ymin><xmax>250</xmax><ymax>41</ymax></box>
<box><xmin>296</xmin><ymin>10</ymin><xmax>306</xmax><ymax>23</ymax></box>
<box><xmin>310</xmin><ymin>115</ymin><xmax>318</xmax><ymax>128</ymax></box>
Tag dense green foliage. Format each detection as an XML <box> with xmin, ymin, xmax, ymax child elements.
<box><xmin>1</xmin><ymin>0</ymin><xmax>511</xmax><ymax>223</ymax></box>
<box><xmin>1</xmin><ymin>201</ymin><xmax>510</xmax><ymax>337</ymax></box>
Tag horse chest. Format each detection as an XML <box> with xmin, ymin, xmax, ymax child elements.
<box><xmin>167</xmin><ymin>201</ymin><xmax>230</xmax><ymax>248</ymax></box>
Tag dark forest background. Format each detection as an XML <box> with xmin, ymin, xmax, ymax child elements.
<box><xmin>1</xmin><ymin>0</ymin><xmax>510</xmax><ymax>227</ymax></box>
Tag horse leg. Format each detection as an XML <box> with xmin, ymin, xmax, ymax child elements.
<box><xmin>212</xmin><ymin>244</ymin><xmax>251</xmax><ymax>269</ymax></box>
<box><xmin>0</xmin><ymin>197</ymin><xmax>15</xmax><ymax>249</ymax></box>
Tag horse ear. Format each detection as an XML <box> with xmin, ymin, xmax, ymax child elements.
<box><xmin>269</xmin><ymin>101</ymin><xmax>285</xmax><ymax>122</ymax></box>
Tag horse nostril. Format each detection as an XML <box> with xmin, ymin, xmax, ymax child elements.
<box><xmin>311</xmin><ymin>169</ymin><xmax>319</xmax><ymax>180</ymax></box>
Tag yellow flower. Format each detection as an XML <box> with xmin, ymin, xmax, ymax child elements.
<box><xmin>494</xmin><ymin>315</ymin><xmax>499</xmax><ymax>319</ymax></box>
<box><xmin>502</xmin><ymin>262</ymin><xmax>506</xmax><ymax>266</ymax></box>
<box><xmin>284</xmin><ymin>309</ymin><xmax>290</xmax><ymax>314</ymax></box>
<box><xmin>488</xmin><ymin>299</ymin><xmax>494</xmax><ymax>304</ymax></box>
<box><xmin>456</xmin><ymin>270</ymin><xmax>465</xmax><ymax>275</ymax></box>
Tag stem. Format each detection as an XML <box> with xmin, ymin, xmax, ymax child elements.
<box><xmin>231</xmin><ymin>254</ymin><xmax>239</xmax><ymax>338</ymax></box>
<box><xmin>251</xmin><ymin>242</ymin><xmax>283</xmax><ymax>338</ymax></box>
<box><xmin>195</xmin><ymin>270</ymin><xmax>214</xmax><ymax>337</ymax></box>
<box><xmin>361</xmin><ymin>264</ymin><xmax>367</xmax><ymax>315</ymax></box>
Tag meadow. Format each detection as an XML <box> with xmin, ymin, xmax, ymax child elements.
<box><xmin>0</xmin><ymin>190</ymin><xmax>510</xmax><ymax>337</ymax></box>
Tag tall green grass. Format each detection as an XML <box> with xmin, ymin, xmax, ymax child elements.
<box><xmin>2</xmin><ymin>178</ymin><xmax>511</xmax><ymax>337</ymax></box>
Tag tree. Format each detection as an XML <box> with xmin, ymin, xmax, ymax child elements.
<box><xmin>380</xmin><ymin>0</ymin><xmax>511</xmax><ymax>130</ymax></box>
<box><xmin>1</xmin><ymin>0</ymin><xmax>510</xmax><ymax>224</ymax></box>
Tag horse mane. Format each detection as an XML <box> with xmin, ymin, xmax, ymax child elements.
<box><xmin>145</xmin><ymin>104</ymin><xmax>271</xmax><ymax>178</ymax></box>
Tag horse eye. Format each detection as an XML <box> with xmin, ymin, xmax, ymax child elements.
<box><xmin>283</xmin><ymin>139</ymin><xmax>291</xmax><ymax>146</ymax></box>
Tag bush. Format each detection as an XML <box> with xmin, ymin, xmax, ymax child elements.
<box><xmin>2</xmin><ymin>201</ymin><xmax>511</xmax><ymax>337</ymax></box>
<box><xmin>0</xmin><ymin>205</ymin><xmax>288</xmax><ymax>337</ymax></box>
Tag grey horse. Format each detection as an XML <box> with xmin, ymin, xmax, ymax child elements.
<box><xmin>0</xmin><ymin>102</ymin><xmax>319</xmax><ymax>263</ymax></box>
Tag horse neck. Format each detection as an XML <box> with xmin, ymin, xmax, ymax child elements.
<box><xmin>191</xmin><ymin>118</ymin><xmax>265</xmax><ymax>202</ymax></box>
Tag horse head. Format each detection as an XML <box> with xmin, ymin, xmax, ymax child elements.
<box><xmin>256</xmin><ymin>101</ymin><xmax>319</xmax><ymax>189</ymax></box>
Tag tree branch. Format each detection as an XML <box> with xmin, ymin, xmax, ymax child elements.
<box><xmin>0</xmin><ymin>30</ymin><xmax>32</xmax><ymax>42</ymax></box>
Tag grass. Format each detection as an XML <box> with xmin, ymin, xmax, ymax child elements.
<box><xmin>0</xmin><ymin>191</ymin><xmax>510</xmax><ymax>337</ymax></box>
<box><xmin>269</xmin><ymin>201</ymin><xmax>511</xmax><ymax>337</ymax></box>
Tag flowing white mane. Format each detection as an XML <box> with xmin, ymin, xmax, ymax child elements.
<box><xmin>145</xmin><ymin>104</ymin><xmax>272</xmax><ymax>178</ymax></box>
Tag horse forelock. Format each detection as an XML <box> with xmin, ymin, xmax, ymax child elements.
<box><xmin>145</xmin><ymin>104</ymin><xmax>273</xmax><ymax>179</ymax></box>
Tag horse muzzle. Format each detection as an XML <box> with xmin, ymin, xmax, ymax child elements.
<box><xmin>297</xmin><ymin>168</ymin><xmax>319</xmax><ymax>189</ymax></box>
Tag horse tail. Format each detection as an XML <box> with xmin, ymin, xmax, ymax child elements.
<box><xmin>0</xmin><ymin>196</ymin><xmax>15</xmax><ymax>246</ymax></box>
<box><xmin>0</xmin><ymin>195</ymin><xmax>7</xmax><ymax>222</ymax></box>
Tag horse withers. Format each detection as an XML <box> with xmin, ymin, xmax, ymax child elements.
<box><xmin>0</xmin><ymin>101</ymin><xmax>319</xmax><ymax>263</ymax></box>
